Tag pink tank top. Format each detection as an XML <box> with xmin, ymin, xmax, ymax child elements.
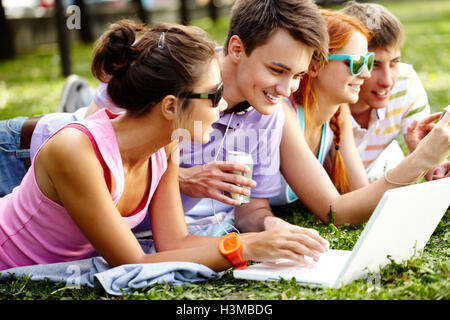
<box><xmin>0</xmin><ymin>109</ymin><xmax>167</xmax><ymax>270</ymax></box>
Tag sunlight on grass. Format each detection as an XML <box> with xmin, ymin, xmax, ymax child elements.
<box><xmin>0</xmin><ymin>81</ymin><xmax>64</xmax><ymax>117</ymax></box>
<box><xmin>385</xmin><ymin>0</ymin><xmax>450</xmax><ymax>111</ymax></box>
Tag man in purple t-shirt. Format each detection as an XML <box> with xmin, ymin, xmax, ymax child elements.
<box><xmin>178</xmin><ymin>104</ymin><xmax>285</xmax><ymax>236</ymax></box>
<box><xmin>174</xmin><ymin>0</ymin><xmax>329</xmax><ymax>235</ymax></box>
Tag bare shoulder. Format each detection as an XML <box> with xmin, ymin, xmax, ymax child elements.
<box><xmin>39</xmin><ymin>127</ymin><xmax>98</xmax><ymax>171</ymax></box>
<box><xmin>34</xmin><ymin>127</ymin><xmax>106</xmax><ymax>203</ymax></box>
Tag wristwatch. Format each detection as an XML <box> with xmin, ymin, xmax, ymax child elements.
<box><xmin>219</xmin><ymin>232</ymin><xmax>247</xmax><ymax>269</ymax></box>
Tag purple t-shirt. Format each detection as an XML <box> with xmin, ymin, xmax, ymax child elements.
<box><xmin>29</xmin><ymin>82</ymin><xmax>124</xmax><ymax>160</ymax></box>
<box><xmin>179</xmin><ymin>103</ymin><xmax>285</xmax><ymax>216</ymax></box>
<box><xmin>30</xmin><ymin>108</ymin><xmax>88</xmax><ymax>160</ymax></box>
<box><xmin>93</xmin><ymin>81</ymin><xmax>125</xmax><ymax>114</ymax></box>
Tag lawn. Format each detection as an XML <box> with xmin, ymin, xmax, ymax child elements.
<box><xmin>0</xmin><ymin>0</ymin><xmax>449</xmax><ymax>301</ymax></box>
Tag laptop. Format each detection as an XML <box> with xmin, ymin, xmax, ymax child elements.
<box><xmin>234</xmin><ymin>177</ymin><xmax>450</xmax><ymax>288</ymax></box>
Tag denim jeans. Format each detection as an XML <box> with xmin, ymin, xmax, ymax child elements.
<box><xmin>0</xmin><ymin>117</ymin><xmax>29</xmax><ymax>196</ymax></box>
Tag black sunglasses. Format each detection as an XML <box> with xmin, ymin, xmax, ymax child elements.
<box><xmin>184</xmin><ymin>82</ymin><xmax>223</xmax><ymax>108</ymax></box>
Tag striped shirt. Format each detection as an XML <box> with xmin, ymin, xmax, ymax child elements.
<box><xmin>352</xmin><ymin>62</ymin><xmax>430</xmax><ymax>169</ymax></box>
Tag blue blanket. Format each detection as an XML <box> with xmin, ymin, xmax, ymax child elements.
<box><xmin>0</xmin><ymin>240</ymin><xmax>223</xmax><ymax>296</ymax></box>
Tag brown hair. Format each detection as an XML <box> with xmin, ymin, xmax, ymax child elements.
<box><xmin>224</xmin><ymin>0</ymin><xmax>329</xmax><ymax>63</ymax></box>
<box><xmin>341</xmin><ymin>1</ymin><xmax>404</xmax><ymax>50</ymax></box>
<box><xmin>328</xmin><ymin>106</ymin><xmax>350</xmax><ymax>194</ymax></box>
<box><xmin>293</xmin><ymin>9</ymin><xmax>372</xmax><ymax>194</ymax></box>
<box><xmin>91</xmin><ymin>20</ymin><xmax>217</xmax><ymax>117</ymax></box>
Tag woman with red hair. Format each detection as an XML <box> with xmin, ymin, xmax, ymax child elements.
<box><xmin>271</xmin><ymin>9</ymin><xmax>371</xmax><ymax>205</ymax></box>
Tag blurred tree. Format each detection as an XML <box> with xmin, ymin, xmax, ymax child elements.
<box><xmin>180</xmin><ymin>0</ymin><xmax>189</xmax><ymax>25</ymax></box>
<box><xmin>0</xmin><ymin>0</ymin><xmax>15</xmax><ymax>60</ymax></box>
<box><xmin>55</xmin><ymin>0</ymin><xmax>71</xmax><ymax>76</ymax></box>
<box><xmin>208</xmin><ymin>0</ymin><xmax>217</xmax><ymax>22</ymax></box>
<box><xmin>75</xmin><ymin>0</ymin><xmax>94</xmax><ymax>43</ymax></box>
<box><xmin>132</xmin><ymin>0</ymin><xmax>149</xmax><ymax>24</ymax></box>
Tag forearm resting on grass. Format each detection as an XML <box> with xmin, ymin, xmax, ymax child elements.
<box><xmin>146</xmin><ymin>226</ymin><xmax>329</xmax><ymax>270</ymax></box>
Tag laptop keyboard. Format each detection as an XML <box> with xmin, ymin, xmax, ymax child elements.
<box><xmin>239</xmin><ymin>249</ymin><xmax>352</xmax><ymax>285</ymax></box>
<box><xmin>280</xmin><ymin>250</ymin><xmax>350</xmax><ymax>279</ymax></box>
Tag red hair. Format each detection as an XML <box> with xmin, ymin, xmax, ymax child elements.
<box><xmin>293</xmin><ymin>9</ymin><xmax>372</xmax><ymax>194</ymax></box>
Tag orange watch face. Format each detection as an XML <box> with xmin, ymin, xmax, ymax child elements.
<box><xmin>219</xmin><ymin>232</ymin><xmax>247</xmax><ymax>269</ymax></box>
<box><xmin>219</xmin><ymin>232</ymin><xmax>241</xmax><ymax>254</ymax></box>
<box><xmin>223</xmin><ymin>237</ymin><xmax>238</xmax><ymax>251</ymax></box>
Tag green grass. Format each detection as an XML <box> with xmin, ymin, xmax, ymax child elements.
<box><xmin>381</xmin><ymin>0</ymin><xmax>450</xmax><ymax>114</ymax></box>
<box><xmin>1</xmin><ymin>205</ymin><xmax>448</xmax><ymax>300</ymax></box>
<box><xmin>0</xmin><ymin>0</ymin><xmax>449</xmax><ymax>300</ymax></box>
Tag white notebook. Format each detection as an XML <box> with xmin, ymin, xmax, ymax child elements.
<box><xmin>234</xmin><ymin>178</ymin><xmax>450</xmax><ymax>288</ymax></box>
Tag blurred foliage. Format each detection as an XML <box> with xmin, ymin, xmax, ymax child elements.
<box><xmin>1</xmin><ymin>1</ymin><xmax>449</xmax><ymax>119</ymax></box>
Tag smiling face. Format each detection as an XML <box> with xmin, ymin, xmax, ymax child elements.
<box><xmin>229</xmin><ymin>28</ymin><xmax>314</xmax><ymax>115</ymax></box>
<box><xmin>354</xmin><ymin>46</ymin><xmax>401</xmax><ymax>111</ymax></box>
<box><xmin>183</xmin><ymin>58</ymin><xmax>227</xmax><ymax>144</ymax></box>
<box><xmin>313</xmin><ymin>31</ymin><xmax>371</xmax><ymax>107</ymax></box>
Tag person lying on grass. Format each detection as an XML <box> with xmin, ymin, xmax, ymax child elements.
<box><xmin>0</xmin><ymin>21</ymin><xmax>329</xmax><ymax>271</ymax></box>
<box><xmin>270</xmin><ymin>9</ymin><xmax>372</xmax><ymax>206</ymax></box>
<box><xmin>342</xmin><ymin>1</ymin><xmax>450</xmax><ymax>181</ymax></box>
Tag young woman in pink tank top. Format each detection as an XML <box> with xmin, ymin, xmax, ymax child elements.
<box><xmin>0</xmin><ymin>20</ymin><xmax>329</xmax><ymax>272</ymax></box>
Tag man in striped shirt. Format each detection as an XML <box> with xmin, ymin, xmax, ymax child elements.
<box><xmin>343</xmin><ymin>1</ymin><xmax>449</xmax><ymax>181</ymax></box>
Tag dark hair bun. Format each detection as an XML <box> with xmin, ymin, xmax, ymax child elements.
<box><xmin>91</xmin><ymin>21</ymin><xmax>216</xmax><ymax>116</ymax></box>
<box><xmin>92</xmin><ymin>20</ymin><xmax>143</xmax><ymax>82</ymax></box>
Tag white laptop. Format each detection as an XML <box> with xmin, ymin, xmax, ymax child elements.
<box><xmin>234</xmin><ymin>177</ymin><xmax>450</xmax><ymax>288</ymax></box>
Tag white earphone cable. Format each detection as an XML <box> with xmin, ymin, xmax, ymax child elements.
<box><xmin>211</xmin><ymin>112</ymin><xmax>241</xmax><ymax>235</ymax></box>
